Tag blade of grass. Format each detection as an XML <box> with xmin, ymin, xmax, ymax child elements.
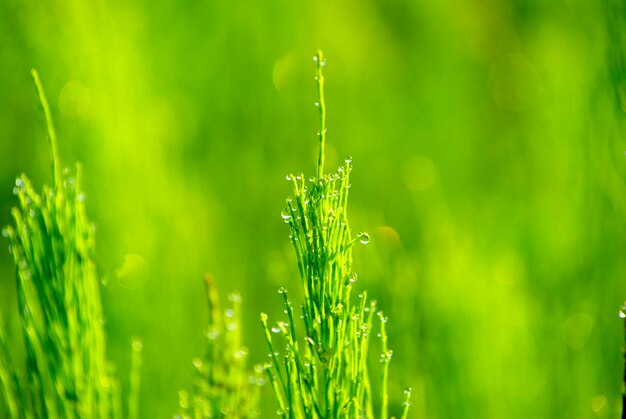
<box><xmin>31</xmin><ymin>69</ymin><xmax>61</xmax><ymax>187</ymax></box>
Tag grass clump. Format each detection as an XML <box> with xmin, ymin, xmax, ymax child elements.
<box><xmin>260</xmin><ymin>51</ymin><xmax>411</xmax><ymax>419</ymax></box>
<box><xmin>175</xmin><ymin>275</ymin><xmax>263</xmax><ymax>418</ymax></box>
<box><xmin>0</xmin><ymin>70</ymin><xmax>142</xmax><ymax>419</ymax></box>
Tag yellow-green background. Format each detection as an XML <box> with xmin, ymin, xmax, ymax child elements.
<box><xmin>1</xmin><ymin>0</ymin><xmax>626</xmax><ymax>418</ymax></box>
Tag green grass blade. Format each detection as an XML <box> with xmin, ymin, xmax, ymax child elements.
<box><xmin>30</xmin><ymin>69</ymin><xmax>60</xmax><ymax>188</ymax></box>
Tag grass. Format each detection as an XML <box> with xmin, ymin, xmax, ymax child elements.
<box><xmin>0</xmin><ymin>3</ymin><xmax>623</xmax><ymax>418</ymax></box>
<box><xmin>0</xmin><ymin>57</ymin><xmax>410</xmax><ymax>419</ymax></box>
<box><xmin>175</xmin><ymin>275</ymin><xmax>263</xmax><ymax>418</ymax></box>
<box><xmin>0</xmin><ymin>69</ymin><xmax>142</xmax><ymax>419</ymax></box>
<box><xmin>260</xmin><ymin>51</ymin><xmax>411</xmax><ymax>419</ymax></box>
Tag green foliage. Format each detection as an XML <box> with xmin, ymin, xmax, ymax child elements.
<box><xmin>260</xmin><ymin>51</ymin><xmax>410</xmax><ymax>419</ymax></box>
<box><xmin>0</xmin><ymin>70</ymin><xmax>141</xmax><ymax>419</ymax></box>
<box><xmin>176</xmin><ymin>275</ymin><xmax>263</xmax><ymax>418</ymax></box>
<box><xmin>1</xmin><ymin>3</ymin><xmax>624</xmax><ymax>416</ymax></box>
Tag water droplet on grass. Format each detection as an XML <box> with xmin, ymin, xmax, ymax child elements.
<box><xmin>358</xmin><ymin>232</ymin><xmax>370</xmax><ymax>244</ymax></box>
<box><xmin>380</xmin><ymin>350</ymin><xmax>393</xmax><ymax>363</ymax></box>
<box><xmin>345</xmin><ymin>155</ymin><xmax>352</xmax><ymax>163</ymax></box>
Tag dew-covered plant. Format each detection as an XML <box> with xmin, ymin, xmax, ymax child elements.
<box><xmin>260</xmin><ymin>51</ymin><xmax>411</xmax><ymax>419</ymax></box>
<box><xmin>175</xmin><ymin>275</ymin><xmax>263</xmax><ymax>418</ymax></box>
<box><xmin>0</xmin><ymin>69</ymin><xmax>142</xmax><ymax>419</ymax></box>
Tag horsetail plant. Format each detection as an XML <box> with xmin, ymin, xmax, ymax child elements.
<box><xmin>176</xmin><ymin>275</ymin><xmax>263</xmax><ymax>418</ymax></box>
<box><xmin>260</xmin><ymin>51</ymin><xmax>411</xmax><ymax>419</ymax></box>
<box><xmin>0</xmin><ymin>69</ymin><xmax>142</xmax><ymax>418</ymax></box>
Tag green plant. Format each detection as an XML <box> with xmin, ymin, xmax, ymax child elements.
<box><xmin>0</xmin><ymin>69</ymin><xmax>142</xmax><ymax>419</ymax></box>
<box><xmin>260</xmin><ymin>51</ymin><xmax>411</xmax><ymax>419</ymax></box>
<box><xmin>175</xmin><ymin>275</ymin><xmax>263</xmax><ymax>418</ymax></box>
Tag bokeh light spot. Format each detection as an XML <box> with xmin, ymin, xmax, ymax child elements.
<box><xmin>375</xmin><ymin>226</ymin><xmax>401</xmax><ymax>247</ymax></box>
<box><xmin>273</xmin><ymin>53</ymin><xmax>297</xmax><ymax>94</ymax></box>
<box><xmin>488</xmin><ymin>53</ymin><xmax>543</xmax><ymax>111</ymax></box>
<box><xmin>402</xmin><ymin>155</ymin><xmax>437</xmax><ymax>192</ymax></box>
<box><xmin>116</xmin><ymin>254</ymin><xmax>150</xmax><ymax>289</ymax></box>
<box><xmin>591</xmin><ymin>394</ymin><xmax>606</xmax><ymax>413</ymax></box>
<box><xmin>562</xmin><ymin>313</ymin><xmax>592</xmax><ymax>349</ymax></box>
<box><xmin>58</xmin><ymin>80</ymin><xmax>91</xmax><ymax>118</ymax></box>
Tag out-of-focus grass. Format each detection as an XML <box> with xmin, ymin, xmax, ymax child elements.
<box><xmin>1</xmin><ymin>0</ymin><xmax>626</xmax><ymax>418</ymax></box>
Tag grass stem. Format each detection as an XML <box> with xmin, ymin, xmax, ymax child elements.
<box><xmin>314</xmin><ymin>50</ymin><xmax>326</xmax><ymax>179</ymax></box>
<box><xmin>30</xmin><ymin>69</ymin><xmax>61</xmax><ymax>187</ymax></box>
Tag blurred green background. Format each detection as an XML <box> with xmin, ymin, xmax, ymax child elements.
<box><xmin>2</xmin><ymin>0</ymin><xmax>626</xmax><ymax>418</ymax></box>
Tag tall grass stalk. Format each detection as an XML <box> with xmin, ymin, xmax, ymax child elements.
<box><xmin>0</xmin><ymin>69</ymin><xmax>142</xmax><ymax>418</ymax></box>
<box><xmin>175</xmin><ymin>275</ymin><xmax>263</xmax><ymax>418</ymax></box>
<box><xmin>619</xmin><ymin>302</ymin><xmax>626</xmax><ymax>419</ymax></box>
<box><xmin>260</xmin><ymin>51</ymin><xmax>411</xmax><ymax>418</ymax></box>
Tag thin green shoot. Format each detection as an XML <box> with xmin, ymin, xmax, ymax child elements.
<box><xmin>31</xmin><ymin>69</ymin><xmax>61</xmax><ymax>187</ymax></box>
<box><xmin>260</xmin><ymin>51</ymin><xmax>411</xmax><ymax>418</ymax></box>
<box><xmin>175</xmin><ymin>275</ymin><xmax>263</xmax><ymax>418</ymax></box>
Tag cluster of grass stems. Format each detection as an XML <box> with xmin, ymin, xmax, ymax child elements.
<box><xmin>0</xmin><ymin>53</ymin><xmax>411</xmax><ymax>419</ymax></box>
<box><xmin>260</xmin><ymin>51</ymin><xmax>411</xmax><ymax>419</ymax></box>
<box><xmin>0</xmin><ymin>70</ymin><xmax>142</xmax><ymax>419</ymax></box>
<box><xmin>175</xmin><ymin>275</ymin><xmax>263</xmax><ymax>418</ymax></box>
